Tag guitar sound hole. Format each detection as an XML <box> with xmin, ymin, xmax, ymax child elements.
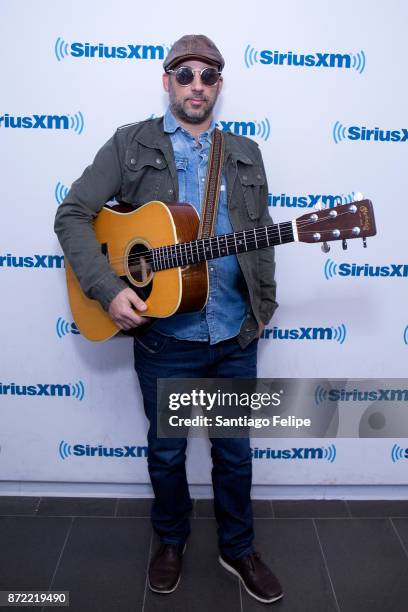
<box><xmin>127</xmin><ymin>243</ymin><xmax>153</xmax><ymax>286</ymax></box>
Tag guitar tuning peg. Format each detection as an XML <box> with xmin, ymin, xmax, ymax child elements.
<box><xmin>321</xmin><ymin>241</ymin><xmax>330</xmax><ymax>253</ymax></box>
<box><xmin>342</xmin><ymin>239</ymin><xmax>348</xmax><ymax>250</ymax></box>
<box><xmin>363</xmin><ymin>237</ymin><xmax>367</xmax><ymax>248</ymax></box>
<box><xmin>354</xmin><ymin>192</ymin><xmax>364</xmax><ymax>201</ymax></box>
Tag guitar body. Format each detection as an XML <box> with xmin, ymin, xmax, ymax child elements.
<box><xmin>66</xmin><ymin>201</ymin><xmax>208</xmax><ymax>341</ymax></box>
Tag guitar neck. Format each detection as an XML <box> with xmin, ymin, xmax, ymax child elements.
<box><xmin>151</xmin><ymin>221</ymin><xmax>295</xmax><ymax>271</ymax></box>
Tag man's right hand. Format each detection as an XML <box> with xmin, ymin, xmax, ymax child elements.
<box><xmin>108</xmin><ymin>288</ymin><xmax>150</xmax><ymax>331</ymax></box>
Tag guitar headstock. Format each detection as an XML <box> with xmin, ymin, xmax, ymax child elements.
<box><xmin>296</xmin><ymin>199</ymin><xmax>376</xmax><ymax>245</ymax></box>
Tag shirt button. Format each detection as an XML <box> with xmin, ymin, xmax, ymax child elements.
<box><xmin>210</xmin><ymin>267</ymin><xmax>214</xmax><ymax>272</ymax></box>
<box><xmin>201</xmin><ymin>177</ymin><xmax>205</xmax><ymax>182</ymax></box>
<box><xmin>130</xmin><ymin>158</ymin><xmax>136</xmax><ymax>165</ymax></box>
<box><xmin>257</xmin><ymin>174</ymin><xmax>262</xmax><ymax>179</ymax></box>
<box><xmin>242</xmin><ymin>174</ymin><xmax>248</xmax><ymax>180</ymax></box>
<box><xmin>209</xmin><ymin>297</ymin><xmax>212</xmax><ymax>301</ymax></box>
<box><xmin>168</xmin><ymin>188</ymin><xmax>174</xmax><ymax>194</ymax></box>
<box><xmin>156</xmin><ymin>158</ymin><xmax>162</xmax><ymax>164</ymax></box>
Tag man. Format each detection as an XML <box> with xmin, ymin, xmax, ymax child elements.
<box><xmin>54</xmin><ymin>34</ymin><xmax>283</xmax><ymax>604</ymax></box>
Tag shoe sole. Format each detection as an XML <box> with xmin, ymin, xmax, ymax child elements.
<box><xmin>148</xmin><ymin>573</ymin><xmax>181</xmax><ymax>594</ymax></box>
<box><xmin>218</xmin><ymin>555</ymin><xmax>284</xmax><ymax>604</ymax></box>
<box><xmin>148</xmin><ymin>543</ymin><xmax>186</xmax><ymax>594</ymax></box>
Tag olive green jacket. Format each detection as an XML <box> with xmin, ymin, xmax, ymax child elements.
<box><xmin>54</xmin><ymin>117</ymin><xmax>278</xmax><ymax>348</ymax></box>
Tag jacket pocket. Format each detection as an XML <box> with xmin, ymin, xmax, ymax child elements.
<box><xmin>238</xmin><ymin>164</ymin><xmax>265</xmax><ymax>222</ymax></box>
<box><xmin>124</xmin><ymin>146</ymin><xmax>169</xmax><ymax>205</ymax></box>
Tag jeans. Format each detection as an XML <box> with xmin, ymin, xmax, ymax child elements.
<box><xmin>133</xmin><ymin>327</ymin><xmax>258</xmax><ymax>559</ymax></box>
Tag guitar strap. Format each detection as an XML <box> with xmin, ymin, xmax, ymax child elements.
<box><xmin>197</xmin><ymin>127</ymin><xmax>225</xmax><ymax>239</ymax></box>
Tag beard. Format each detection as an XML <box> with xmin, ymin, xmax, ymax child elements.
<box><xmin>169</xmin><ymin>84</ymin><xmax>219</xmax><ymax>125</ymax></box>
<box><xmin>170</xmin><ymin>98</ymin><xmax>213</xmax><ymax>124</ymax></box>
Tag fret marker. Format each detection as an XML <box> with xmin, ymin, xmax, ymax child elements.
<box><xmin>292</xmin><ymin>219</ymin><xmax>299</xmax><ymax>242</ymax></box>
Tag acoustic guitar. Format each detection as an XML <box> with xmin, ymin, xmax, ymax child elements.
<box><xmin>65</xmin><ymin>199</ymin><xmax>376</xmax><ymax>341</ymax></box>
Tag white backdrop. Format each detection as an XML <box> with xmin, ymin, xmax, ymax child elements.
<box><xmin>1</xmin><ymin>0</ymin><xmax>408</xmax><ymax>494</ymax></box>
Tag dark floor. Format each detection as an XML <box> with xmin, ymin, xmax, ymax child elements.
<box><xmin>1</xmin><ymin>497</ymin><xmax>408</xmax><ymax>611</ymax></box>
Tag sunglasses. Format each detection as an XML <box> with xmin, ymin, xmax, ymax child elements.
<box><xmin>166</xmin><ymin>66</ymin><xmax>222</xmax><ymax>87</ymax></box>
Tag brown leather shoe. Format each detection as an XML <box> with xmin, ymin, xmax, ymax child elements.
<box><xmin>219</xmin><ymin>551</ymin><xmax>284</xmax><ymax>604</ymax></box>
<box><xmin>148</xmin><ymin>543</ymin><xmax>186</xmax><ymax>593</ymax></box>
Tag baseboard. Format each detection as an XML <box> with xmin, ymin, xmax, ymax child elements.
<box><xmin>1</xmin><ymin>481</ymin><xmax>408</xmax><ymax>500</ymax></box>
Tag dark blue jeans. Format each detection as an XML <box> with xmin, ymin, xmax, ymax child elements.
<box><xmin>133</xmin><ymin>328</ymin><xmax>258</xmax><ymax>560</ymax></box>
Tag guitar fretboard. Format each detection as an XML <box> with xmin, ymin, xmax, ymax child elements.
<box><xmin>151</xmin><ymin>222</ymin><xmax>294</xmax><ymax>271</ymax></box>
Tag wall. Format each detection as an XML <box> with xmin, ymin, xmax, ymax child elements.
<box><xmin>1</xmin><ymin>0</ymin><xmax>407</xmax><ymax>495</ymax></box>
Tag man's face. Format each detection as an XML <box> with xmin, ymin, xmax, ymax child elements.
<box><xmin>163</xmin><ymin>59</ymin><xmax>223</xmax><ymax>125</ymax></box>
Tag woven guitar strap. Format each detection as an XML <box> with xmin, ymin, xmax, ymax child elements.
<box><xmin>197</xmin><ymin>128</ymin><xmax>225</xmax><ymax>240</ymax></box>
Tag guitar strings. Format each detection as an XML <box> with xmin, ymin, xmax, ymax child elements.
<box><xmin>103</xmin><ymin>207</ymin><xmax>363</xmax><ymax>269</ymax></box>
<box><xmin>104</xmin><ymin>205</ymin><xmax>359</xmax><ymax>265</ymax></box>
<box><xmin>109</xmin><ymin>217</ymin><xmax>357</xmax><ymax>269</ymax></box>
<box><xmin>108</xmin><ymin>226</ymin><xmax>356</xmax><ymax>270</ymax></box>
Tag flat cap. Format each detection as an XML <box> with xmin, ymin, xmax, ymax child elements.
<box><xmin>163</xmin><ymin>34</ymin><xmax>225</xmax><ymax>71</ymax></box>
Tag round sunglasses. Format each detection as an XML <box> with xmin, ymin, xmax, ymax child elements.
<box><xmin>166</xmin><ymin>66</ymin><xmax>222</xmax><ymax>87</ymax></box>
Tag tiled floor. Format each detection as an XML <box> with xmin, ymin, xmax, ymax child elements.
<box><xmin>1</xmin><ymin>497</ymin><xmax>408</xmax><ymax>611</ymax></box>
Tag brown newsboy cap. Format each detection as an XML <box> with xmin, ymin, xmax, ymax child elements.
<box><xmin>163</xmin><ymin>34</ymin><xmax>225</xmax><ymax>71</ymax></box>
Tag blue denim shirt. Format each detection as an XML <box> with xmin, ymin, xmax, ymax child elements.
<box><xmin>153</xmin><ymin>108</ymin><xmax>247</xmax><ymax>344</ymax></box>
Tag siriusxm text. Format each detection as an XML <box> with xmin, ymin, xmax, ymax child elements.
<box><xmin>338</xmin><ymin>263</ymin><xmax>408</xmax><ymax>277</ymax></box>
<box><xmin>328</xmin><ymin>388</ymin><xmax>408</xmax><ymax>401</ymax></box>
<box><xmin>259</xmin><ymin>50</ymin><xmax>352</xmax><ymax>69</ymax></box>
<box><xmin>69</xmin><ymin>42</ymin><xmax>165</xmax><ymax>60</ymax></box>
<box><xmin>0</xmin><ymin>254</ymin><xmax>64</xmax><ymax>268</ymax></box>
<box><xmin>217</xmin><ymin>121</ymin><xmax>256</xmax><ymax>135</ymax></box>
<box><xmin>0</xmin><ymin>114</ymin><xmax>70</xmax><ymax>129</ymax></box>
<box><xmin>1</xmin><ymin>383</ymin><xmax>73</xmax><ymax>397</ymax></box>
<box><xmin>251</xmin><ymin>447</ymin><xmax>325</xmax><ymax>459</ymax></box>
<box><xmin>346</xmin><ymin>126</ymin><xmax>408</xmax><ymax>142</ymax></box>
<box><xmin>72</xmin><ymin>444</ymin><xmax>148</xmax><ymax>457</ymax></box>
<box><xmin>262</xmin><ymin>327</ymin><xmax>335</xmax><ymax>340</ymax></box>
<box><xmin>269</xmin><ymin>194</ymin><xmax>344</xmax><ymax>208</ymax></box>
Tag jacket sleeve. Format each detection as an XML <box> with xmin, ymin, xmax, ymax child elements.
<box><xmin>255</xmin><ymin>147</ymin><xmax>278</xmax><ymax>324</ymax></box>
<box><xmin>54</xmin><ymin>130</ymin><xmax>128</xmax><ymax>311</ymax></box>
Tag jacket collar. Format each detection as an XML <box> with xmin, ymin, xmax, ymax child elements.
<box><xmin>133</xmin><ymin>115</ymin><xmax>253</xmax><ymax>165</ymax></box>
<box><xmin>164</xmin><ymin>107</ymin><xmax>216</xmax><ymax>144</ymax></box>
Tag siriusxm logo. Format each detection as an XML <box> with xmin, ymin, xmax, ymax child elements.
<box><xmin>269</xmin><ymin>192</ymin><xmax>355</xmax><ymax>208</ymax></box>
<box><xmin>59</xmin><ymin>440</ymin><xmax>148</xmax><ymax>460</ymax></box>
<box><xmin>0</xmin><ymin>253</ymin><xmax>64</xmax><ymax>269</ymax></box>
<box><xmin>0</xmin><ymin>112</ymin><xmax>84</xmax><ymax>134</ymax></box>
<box><xmin>0</xmin><ymin>381</ymin><xmax>85</xmax><ymax>401</ymax></box>
<box><xmin>391</xmin><ymin>444</ymin><xmax>408</xmax><ymax>463</ymax></box>
<box><xmin>55</xmin><ymin>181</ymin><xmax>69</xmax><ymax>204</ymax></box>
<box><xmin>261</xmin><ymin>324</ymin><xmax>347</xmax><ymax>344</ymax></box>
<box><xmin>56</xmin><ymin>317</ymin><xmax>80</xmax><ymax>338</ymax></box>
<box><xmin>216</xmin><ymin>118</ymin><xmax>271</xmax><ymax>141</ymax></box>
<box><xmin>251</xmin><ymin>444</ymin><xmax>336</xmax><ymax>462</ymax></box>
<box><xmin>244</xmin><ymin>45</ymin><xmax>366</xmax><ymax>73</ymax></box>
<box><xmin>55</xmin><ymin>181</ymin><xmax>116</xmax><ymax>206</ymax></box>
<box><xmin>324</xmin><ymin>258</ymin><xmax>408</xmax><ymax>280</ymax></box>
<box><xmin>333</xmin><ymin>122</ymin><xmax>408</xmax><ymax>144</ymax></box>
<box><xmin>315</xmin><ymin>385</ymin><xmax>408</xmax><ymax>405</ymax></box>
<box><xmin>55</xmin><ymin>38</ymin><xmax>170</xmax><ymax>62</ymax></box>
